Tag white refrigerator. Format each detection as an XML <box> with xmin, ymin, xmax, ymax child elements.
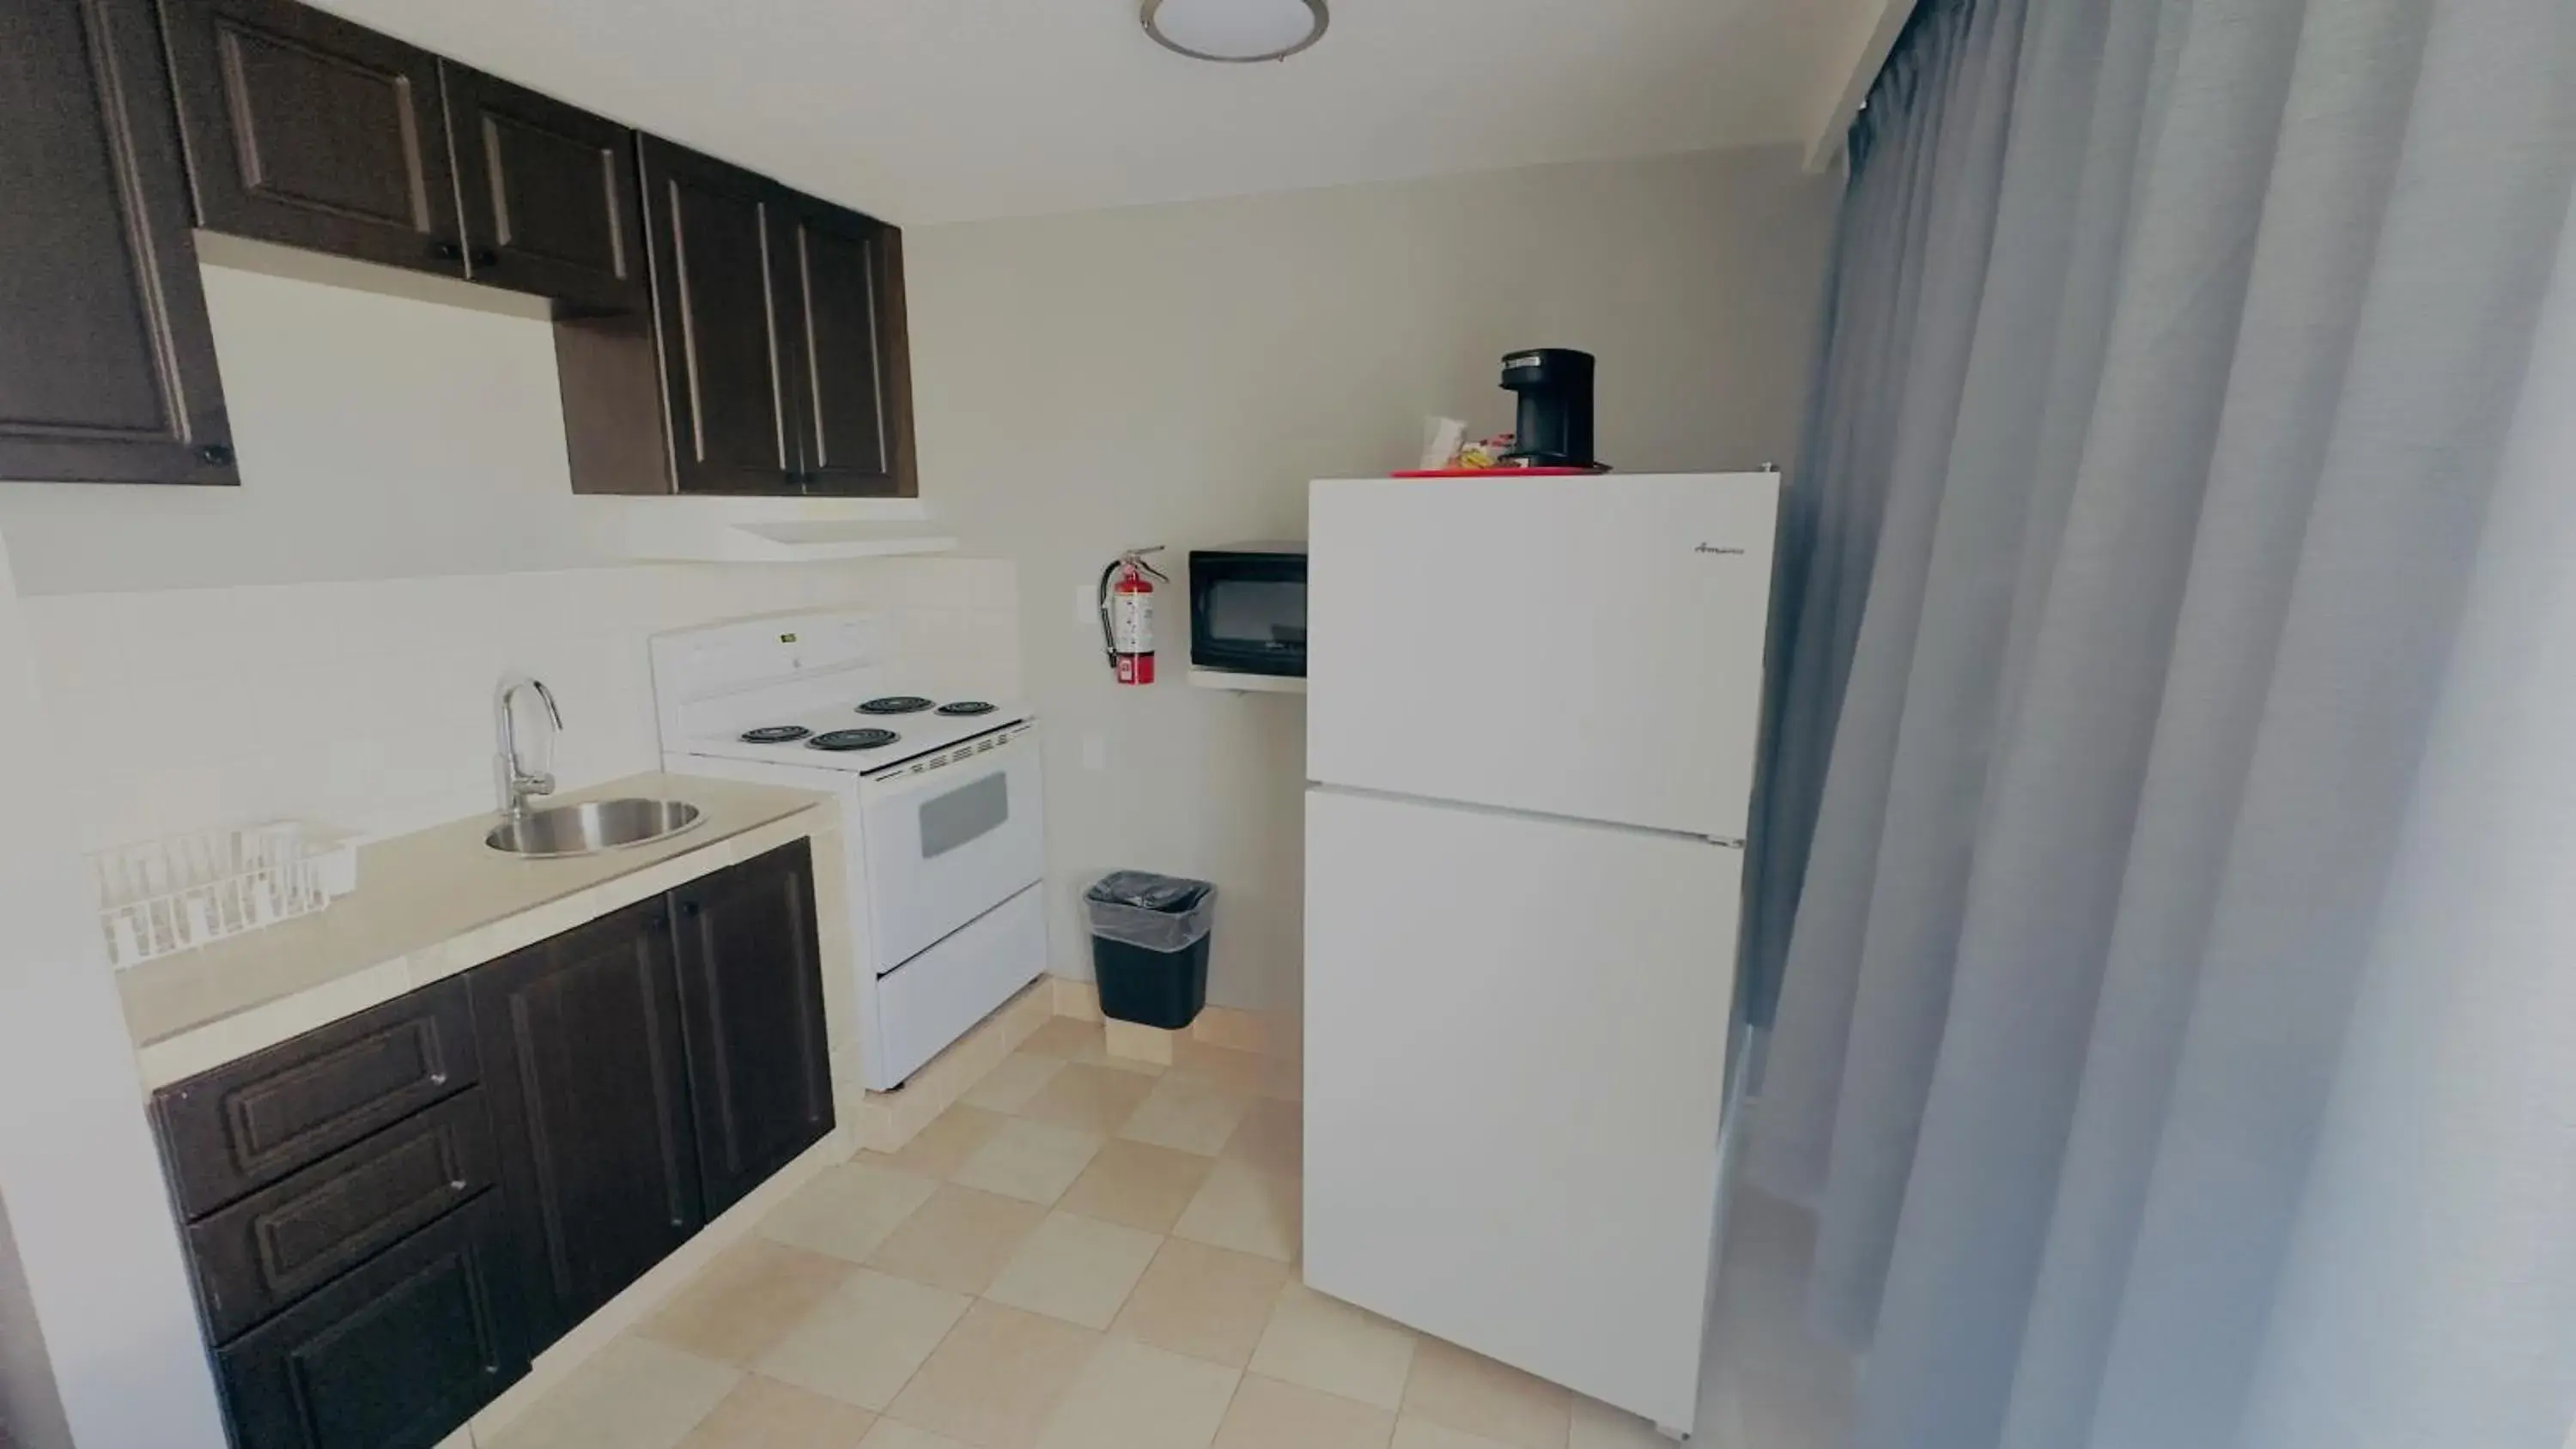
<box><xmin>1303</xmin><ymin>472</ymin><xmax>1779</xmax><ymax>1435</ymax></box>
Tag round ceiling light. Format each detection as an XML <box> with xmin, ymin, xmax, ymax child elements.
<box><xmin>1140</xmin><ymin>0</ymin><xmax>1329</xmax><ymax>64</ymax></box>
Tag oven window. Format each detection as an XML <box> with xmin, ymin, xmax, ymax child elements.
<box><xmin>920</xmin><ymin>773</ymin><xmax>1009</xmax><ymax>859</ymax></box>
<box><xmin>1203</xmin><ymin>579</ymin><xmax>1307</xmax><ymax>654</ymax></box>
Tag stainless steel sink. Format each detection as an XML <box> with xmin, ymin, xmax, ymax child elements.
<box><xmin>485</xmin><ymin>798</ymin><xmax>703</xmax><ymax>858</ymax></box>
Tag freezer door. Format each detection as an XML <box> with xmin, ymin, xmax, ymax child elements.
<box><xmin>1302</xmin><ymin>786</ymin><xmax>1739</xmax><ymax>1432</ymax></box>
<box><xmin>1307</xmin><ymin>472</ymin><xmax>1778</xmax><ymax>838</ymax></box>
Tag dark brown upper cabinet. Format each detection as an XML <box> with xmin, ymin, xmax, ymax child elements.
<box><xmin>16</xmin><ymin>0</ymin><xmax>914</xmax><ymax>497</ymax></box>
<box><xmin>671</xmin><ymin>841</ymin><xmax>834</xmax><ymax>1216</ymax></box>
<box><xmin>469</xmin><ymin>896</ymin><xmax>703</xmax><ymax>1348</ymax></box>
<box><xmin>567</xmin><ymin>136</ymin><xmax>920</xmax><ymax>497</ymax></box>
<box><xmin>440</xmin><ymin>64</ymin><xmax>647</xmax><ymax>314</ymax></box>
<box><xmin>1</xmin><ymin>0</ymin><xmax>235</xmax><ymax>485</ymax></box>
<box><xmin>159</xmin><ymin>0</ymin><xmax>465</xmax><ymax>276</ymax></box>
<box><xmin>777</xmin><ymin>196</ymin><xmax>919</xmax><ymax>498</ymax></box>
<box><xmin>634</xmin><ymin>136</ymin><xmax>799</xmax><ymax>494</ymax></box>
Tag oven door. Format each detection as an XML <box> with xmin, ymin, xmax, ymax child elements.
<box><xmin>858</xmin><ymin>729</ymin><xmax>1048</xmax><ymax>971</ymax></box>
<box><xmin>1190</xmin><ymin>556</ymin><xmax>1307</xmax><ymax>676</ymax></box>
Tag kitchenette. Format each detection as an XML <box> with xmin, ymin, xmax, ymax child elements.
<box><xmin>0</xmin><ymin>0</ymin><xmax>1842</xmax><ymax>1445</ymax></box>
<box><xmin>91</xmin><ymin>591</ymin><xmax>1059</xmax><ymax>1449</ymax></box>
<box><xmin>3</xmin><ymin>0</ymin><xmax>1042</xmax><ymax>1443</ymax></box>
<box><xmin>123</xmin><ymin>774</ymin><xmax>841</xmax><ymax>1449</ymax></box>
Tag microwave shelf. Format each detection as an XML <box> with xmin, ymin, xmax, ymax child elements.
<box><xmin>1188</xmin><ymin>668</ymin><xmax>1308</xmax><ymax>695</ymax></box>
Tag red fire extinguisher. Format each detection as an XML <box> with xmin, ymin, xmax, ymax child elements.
<box><xmin>1098</xmin><ymin>547</ymin><xmax>1170</xmax><ymax>685</ymax></box>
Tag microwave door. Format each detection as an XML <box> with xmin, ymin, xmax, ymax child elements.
<box><xmin>1192</xmin><ymin>558</ymin><xmax>1308</xmax><ymax>676</ymax></box>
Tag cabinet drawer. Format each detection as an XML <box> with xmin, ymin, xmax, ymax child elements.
<box><xmin>155</xmin><ymin>979</ymin><xmax>478</xmax><ymax>1219</ymax></box>
<box><xmin>188</xmin><ymin>1091</ymin><xmax>497</xmax><ymax>1343</ymax></box>
<box><xmin>216</xmin><ymin>1191</ymin><xmax>527</xmax><ymax>1449</ymax></box>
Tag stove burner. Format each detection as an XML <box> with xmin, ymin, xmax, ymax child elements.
<box><xmin>738</xmin><ymin>724</ymin><xmax>812</xmax><ymax>744</ymax></box>
<box><xmin>857</xmin><ymin>696</ymin><xmax>934</xmax><ymax>715</ymax></box>
<box><xmin>936</xmin><ymin>700</ymin><xmax>998</xmax><ymax>717</ymax></box>
<box><xmin>808</xmin><ymin>728</ymin><xmax>901</xmax><ymax>752</ymax></box>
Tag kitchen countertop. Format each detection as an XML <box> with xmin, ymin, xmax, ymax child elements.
<box><xmin>118</xmin><ymin>772</ymin><xmax>835</xmax><ymax>1088</ymax></box>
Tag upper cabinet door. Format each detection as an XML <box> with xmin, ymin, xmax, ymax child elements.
<box><xmin>1</xmin><ymin>0</ymin><xmax>234</xmax><ymax>485</ymax></box>
<box><xmin>440</xmin><ymin>64</ymin><xmax>646</xmax><ymax>314</ymax></box>
<box><xmin>775</xmin><ymin>197</ymin><xmax>918</xmax><ymax>497</ymax></box>
<box><xmin>637</xmin><ymin>136</ymin><xmax>797</xmax><ymax>494</ymax></box>
<box><xmin>160</xmin><ymin>0</ymin><xmax>464</xmax><ymax>276</ymax></box>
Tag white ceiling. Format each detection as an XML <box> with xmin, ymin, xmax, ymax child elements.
<box><xmin>313</xmin><ymin>0</ymin><xmax>1870</xmax><ymax>225</ymax></box>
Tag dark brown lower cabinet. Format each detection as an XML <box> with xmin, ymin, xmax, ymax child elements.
<box><xmin>153</xmin><ymin>978</ymin><xmax>480</xmax><ymax>1220</ymax></box>
<box><xmin>187</xmin><ymin>1092</ymin><xmax>499</xmax><ymax>1343</ymax></box>
<box><xmin>156</xmin><ymin>840</ymin><xmax>834</xmax><ymax>1448</ymax></box>
<box><xmin>674</xmin><ymin>840</ymin><xmax>833</xmax><ymax>1215</ymax></box>
<box><xmin>471</xmin><ymin>896</ymin><xmax>705</xmax><ymax>1347</ymax></box>
<box><xmin>215</xmin><ymin>1192</ymin><xmax>526</xmax><ymax>1449</ymax></box>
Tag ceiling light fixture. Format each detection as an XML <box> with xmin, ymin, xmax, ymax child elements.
<box><xmin>1140</xmin><ymin>0</ymin><xmax>1329</xmax><ymax>64</ymax></box>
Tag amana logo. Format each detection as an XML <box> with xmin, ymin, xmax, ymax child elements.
<box><xmin>1695</xmin><ymin>543</ymin><xmax>1747</xmax><ymax>556</ymax></box>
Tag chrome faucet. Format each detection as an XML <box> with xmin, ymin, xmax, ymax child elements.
<box><xmin>494</xmin><ymin>675</ymin><xmax>562</xmax><ymax>818</ymax></box>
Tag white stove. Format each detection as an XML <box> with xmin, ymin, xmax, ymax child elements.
<box><xmin>651</xmin><ymin>611</ymin><xmax>1046</xmax><ymax>1091</ymax></box>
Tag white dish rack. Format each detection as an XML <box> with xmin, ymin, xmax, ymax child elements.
<box><xmin>89</xmin><ymin>823</ymin><xmax>360</xmax><ymax>970</ymax></box>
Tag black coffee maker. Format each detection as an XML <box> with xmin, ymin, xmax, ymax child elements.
<box><xmin>1498</xmin><ymin>348</ymin><xmax>1598</xmax><ymax>468</ymax></box>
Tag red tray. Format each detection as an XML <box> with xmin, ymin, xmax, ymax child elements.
<box><xmin>1389</xmin><ymin>466</ymin><xmax>1608</xmax><ymax>478</ymax></box>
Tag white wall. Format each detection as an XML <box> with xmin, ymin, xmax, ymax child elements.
<box><xmin>0</xmin><ymin>218</ymin><xmax>1017</xmax><ymax>1447</ymax></box>
<box><xmin>908</xmin><ymin>145</ymin><xmax>1839</xmax><ymax>1010</ymax></box>
<box><xmin>0</xmin><ymin>256</ymin><xmax>606</xmax><ymax>595</ymax></box>
<box><xmin>0</xmin><ymin>253</ymin><xmax>1016</xmax><ymax>856</ymax></box>
<box><xmin>0</xmin><ymin>544</ymin><xmax>228</xmax><ymax>1449</ymax></box>
<box><xmin>15</xmin><ymin>561</ymin><xmax>1018</xmax><ymax>855</ymax></box>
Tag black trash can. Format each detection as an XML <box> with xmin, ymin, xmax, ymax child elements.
<box><xmin>1085</xmin><ymin>871</ymin><xmax>1218</xmax><ymax>1030</ymax></box>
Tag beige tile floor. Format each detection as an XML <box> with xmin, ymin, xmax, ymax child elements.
<box><xmin>487</xmin><ymin>1018</ymin><xmax>1852</xmax><ymax>1449</ymax></box>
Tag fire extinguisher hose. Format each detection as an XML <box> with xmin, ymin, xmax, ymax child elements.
<box><xmin>1097</xmin><ymin>558</ymin><xmax>1125</xmax><ymax>669</ymax></box>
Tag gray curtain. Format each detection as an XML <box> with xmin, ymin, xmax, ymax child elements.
<box><xmin>1745</xmin><ymin>0</ymin><xmax>2576</xmax><ymax>1442</ymax></box>
<box><xmin>1741</xmin><ymin>0</ymin><xmax>1999</xmax><ymax>1029</ymax></box>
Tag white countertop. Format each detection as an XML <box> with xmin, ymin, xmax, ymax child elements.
<box><xmin>118</xmin><ymin>772</ymin><xmax>835</xmax><ymax>1087</ymax></box>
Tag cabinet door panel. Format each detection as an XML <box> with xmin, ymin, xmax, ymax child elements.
<box><xmin>638</xmin><ymin>136</ymin><xmax>795</xmax><ymax>493</ymax></box>
<box><xmin>1</xmin><ymin>0</ymin><xmax>234</xmax><ymax>483</ymax></box>
<box><xmin>188</xmin><ymin>1091</ymin><xmax>498</xmax><ymax>1343</ymax></box>
<box><xmin>471</xmin><ymin>897</ymin><xmax>702</xmax><ymax>1345</ymax></box>
<box><xmin>161</xmin><ymin>0</ymin><xmax>462</xmax><ymax>273</ymax></box>
<box><xmin>780</xmin><ymin>209</ymin><xmax>884</xmax><ymax>485</ymax></box>
<box><xmin>672</xmin><ymin>840</ymin><xmax>833</xmax><ymax>1215</ymax></box>
<box><xmin>154</xmin><ymin>978</ymin><xmax>478</xmax><ymax>1219</ymax></box>
<box><xmin>442</xmin><ymin>64</ymin><xmax>645</xmax><ymax>313</ymax></box>
<box><xmin>778</xmin><ymin>202</ymin><xmax>915</xmax><ymax>497</ymax></box>
<box><xmin>215</xmin><ymin>1192</ymin><xmax>526</xmax><ymax>1449</ymax></box>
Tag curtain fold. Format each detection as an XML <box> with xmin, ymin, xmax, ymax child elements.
<box><xmin>1745</xmin><ymin>0</ymin><xmax>2576</xmax><ymax>1442</ymax></box>
<box><xmin>1744</xmin><ymin>0</ymin><xmax>1986</xmax><ymax>1028</ymax></box>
